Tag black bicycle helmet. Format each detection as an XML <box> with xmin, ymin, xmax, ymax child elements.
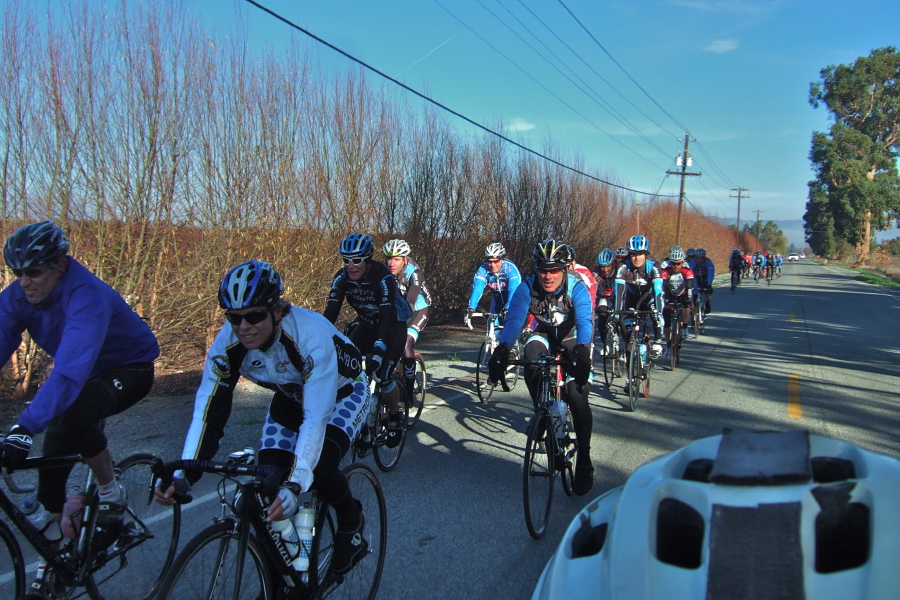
<box><xmin>218</xmin><ymin>260</ymin><xmax>284</xmax><ymax>310</ymax></box>
<box><xmin>4</xmin><ymin>221</ymin><xmax>70</xmax><ymax>270</ymax></box>
<box><xmin>533</xmin><ymin>239</ymin><xmax>569</xmax><ymax>269</ymax></box>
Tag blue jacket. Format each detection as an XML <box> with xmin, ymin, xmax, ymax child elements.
<box><xmin>500</xmin><ymin>273</ymin><xmax>593</xmax><ymax>346</ymax></box>
<box><xmin>0</xmin><ymin>258</ymin><xmax>160</xmax><ymax>433</ymax></box>
<box><xmin>467</xmin><ymin>260</ymin><xmax>521</xmax><ymax>313</ymax></box>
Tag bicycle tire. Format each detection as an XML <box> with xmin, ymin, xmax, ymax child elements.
<box><xmin>312</xmin><ymin>463</ymin><xmax>386</xmax><ymax>600</ymax></box>
<box><xmin>627</xmin><ymin>339</ymin><xmax>641</xmax><ymax>412</ymax></box>
<box><xmin>87</xmin><ymin>453</ymin><xmax>181</xmax><ymax>600</ymax></box>
<box><xmin>669</xmin><ymin>320</ymin><xmax>681</xmax><ymax>371</ymax></box>
<box><xmin>731</xmin><ymin>271</ymin><xmax>738</xmax><ymax>292</ymax></box>
<box><xmin>558</xmin><ymin>407</ymin><xmax>578</xmax><ymax>498</ymax></box>
<box><xmin>475</xmin><ymin>340</ymin><xmax>495</xmax><ymax>403</ymax></box>
<box><xmin>601</xmin><ymin>325</ymin><xmax>616</xmax><ymax>387</ymax></box>
<box><xmin>0</xmin><ymin>519</ymin><xmax>25</xmax><ymax>600</ymax></box>
<box><xmin>523</xmin><ymin>411</ymin><xmax>555</xmax><ymax>540</ymax></box>
<box><xmin>373</xmin><ymin>385</ymin><xmax>409</xmax><ymax>472</ymax></box>
<box><xmin>406</xmin><ymin>354</ymin><xmax>427</xmax><ymax>428</ymax></box>
<box><xmin>157</xmin><ymin>520</ymin><xmax>272</xmax><ymax>600</ymax></box>
<box><xmin>504</xmin><ymin>344</ymin><xmax>520</xmax><ymax>392</ymax></box>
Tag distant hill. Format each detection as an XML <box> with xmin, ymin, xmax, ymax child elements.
<box><xmin>710</xmin><ymin>217</ymin><xmax>899</xmax><ymax>249</ymax></box>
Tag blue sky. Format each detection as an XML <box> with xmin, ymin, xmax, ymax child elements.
<box><xmin>191</xmin><ymin>0</ymin><xmax>900</xmax><ymax>227</ymax></box>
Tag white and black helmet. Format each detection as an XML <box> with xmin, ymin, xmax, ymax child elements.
<box><xmin>382</xmin><ymin>239</ymin><xmax>411</xmax><ymax>258</ymax></box>
<box><xmin>668</xmin><ymin>245</ymin><xmax>686</xmax><ymax>262</ymax></box>
<box><xmin>533</xmin><ymin>429</ymin><xmax>900</xmax><ymax>600</ymax></box>
<box><xmin>485</xmin><ymin>242</ymin><xmax>507</xmax><ymax>259</ymax></box>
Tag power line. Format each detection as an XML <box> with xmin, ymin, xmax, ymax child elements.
<box><xmin>243</xmin><ymin>0</ymin><xmax>677</xmax><ymax>197</ymax></box>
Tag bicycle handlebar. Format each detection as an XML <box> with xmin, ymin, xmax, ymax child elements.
<box><xmin>152</xmin><ymin>458</ymin><xmax>285</xmax><ymax>502</ymax></box>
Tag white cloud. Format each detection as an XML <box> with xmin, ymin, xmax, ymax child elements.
<box><xmin>508</xmin><ymin>118</ymin><xmax>536</xmax><ymax>132</ymax></box>
<box><xmin>705</xmin><ymin>39</ymin><xmax>738</xmax><ymax>53</ymax></box>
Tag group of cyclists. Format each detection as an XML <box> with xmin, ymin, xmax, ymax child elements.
<box><xmin>1</xmin><ymin>219</ymin><xmax>779</xmax><ymax>592</ymax></box>
<box><xmin>729</xmin><ymin>248</ymin><xmax>783</xmax><ymax>286</ymax></box>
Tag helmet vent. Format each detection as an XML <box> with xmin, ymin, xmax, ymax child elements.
<box><xmin>812</xmin><ymin>483</ymin><xmax>870</xmax><ymax>573</ymax></box>
<box><xmin>571</xmin><ymin>521</ymin><xmax>608</xmax><ymax>559</ymax></box>
<box><xmin>656</xmin><ymin>498</ymin><xmax>704</xmax><ymax>569</ymax></box>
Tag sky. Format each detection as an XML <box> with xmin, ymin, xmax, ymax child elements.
<box><xmin>189</xmin><ymin>0</ymin><xmax>900</xmax><ymax>229</ymax></box>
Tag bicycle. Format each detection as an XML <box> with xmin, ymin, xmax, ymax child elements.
<box><xmin>351</xmin><ymin>370</ymin><xmax>409</xmax><ymax>472</ymax></box>
<box><xmin>692</xmin><ymin>289</ymin><xmax>708</xmax><ymax>337</ymax></box>
<box><xmin>0</xmin><ymin>442</ymin><xmax>180</xmax><ymax>600</ymax></box>
<box><xmin>466</xmin><ymin>311</ymin><xmax>519</xmax><ymax>403</ymax></box>
<box><xmin>405</xmin><ymin>353</ymin><xmax>427</xmax><ymax>429</ymax></box>
<box><xmin>620</xmin><ymin>307</ymin><xmax>654</xmax><ymax>412</ymax></box>
<box><xmin>503</xmin><ymin>353</ymin><xmax>578</xmax><ymax>540</ymax></box>
<box><xmin>730</xmin><ymin>269</ymin><xmax>740</xmax><ymax>292</ymax></box>
<box><xmin>600</xmin><ymin>314</ymin><xmax>626</xmax><ymax>388</ymax></box>
<box><xmin>665</xmin><ymin>299</ymin><xmax>690</xmax><ymax>372</ymax></box>
<box><xmin>153</xmin><ymin>454</ymin><xmax>386</xmax><ymax>600</ymax></box>
<box><xmin>765</xmin><ymin>264</ymin><xmax>774</xmax><ymax>285</ymax></box>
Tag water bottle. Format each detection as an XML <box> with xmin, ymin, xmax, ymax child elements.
<box><xmin>61</xmin><ymin>492</ymin><xmax>85</xmax><ymax>539</ymax></box>
<box><xmin>291</xmin><ymin>501</ymin><xmax>316</xmax><ymax>572</ymax></box>
<box><xmin>551</xmin><ymin>401</ymin><xmax>568</xmax><ymax>440</ymax></box>
<box><xmin>639</xmin><ymin>343</ymin><xmax>648</xmax><ymax>365</ymax></box>
<box><xmin>269</xmin><ymin>517</ymin><xmax>307</xmax><ymax>572</ymax></box>
<box><xmin>21</xmin><ymin>498</ymin><xmax>62</xmax><ymax>543</ymax></box>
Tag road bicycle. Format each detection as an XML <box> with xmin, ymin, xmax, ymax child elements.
<box><xmin>153</xmin><ymin>454</ymin><xmax>386</xmax><ymax>600</ymax></box>
<box><xmin>730</xmin><ymin>269</ymin><xmax>740</xmax><ymax>292</ymax></box>
<box><xmin>600</xmin><ymin>314</ymin><xmax>626</xmax><ymax>388</ymax></box>
<box><xmin>664</xmin><ymin>299</ymin><xmax>690</xmax><ymax>372</ymax></box>
<box><xmin>620</xmin><ymin>307</ymin><xmax>654</xmax><ymax>412</ymax></box>
<box><xmin>0</xmin><ymin>441</ymin><xmax>180</xmax><ymax>600</ymax></box>
<box><xmin>466</xmin><ymin>311</ymin><xmax>519</xmax><ymax>403</ymax></box>
<box><xmin>351</xmin><ymin>370</ymin><xmax>409</xmax><ymax>472</ymax></box>
<box><xmin>504</xmin><ymin>353</ymin><xmax>578</xmax><ymax>540</ymax></box>
<box><xmin>405</xmin><ymin>353</ymin><xmax>427</xmax><ymax>429</ymax></box>
<box><xmin>765</xmin><ymin>264</ymin><xmax>774</xmax><ymax>285</ymax></box>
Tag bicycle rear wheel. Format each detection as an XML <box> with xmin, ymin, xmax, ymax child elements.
<box><xmin>731</xmin><ymin>271</ymin><xmax>738</xmax><ymax>292</ymax></box>
<box><xmin>373</xmin><ymin>385</ymin><xmax>409</xmax><ymax>472</ymax></box>
<box><xmin>87</xmin><ymin>453</ymin><xmax>181</xmax><ymax>600</ymax></box>
<box><xmin>475</xmin><ymin>340</ymin><xmax>495</xmax><ymax>403</ymax></box>
<box><xmin>158</xmin><ymin>520</ymin><xmax>271</xmax><ymax>600</ymax></box>
<box><xmin>312</xmin><ymin>463</ymin><xmax>386</xmax><ymax>600</ymax></box>
<box><xmin>406</xmin><ymin>354</ymin><xmax>427</xmax><ymax>428</ymax></box>
<box><xmin>558</xmin><ymin>407</ymin><xmax>579</xmax><ymax>498</ymax></box>
<box><xmin>523</xmin><ymin>411</ymin><xmax>555</xmax><ymax>540</ymax></box>
<box><xmin>601</xmin><ymin>326</ymin><xmax>617</xmax><ymax>387</ymax></box>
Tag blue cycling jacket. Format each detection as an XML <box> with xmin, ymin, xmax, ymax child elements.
<box><xmin>0</xmin><ymin>258</ymin><xmax>160</xmax><ymax>434</ymax></box>
<box><xmin>691</xmin><ymin>257</ymin><xmax>716</xmax><ymax>288</ymax></box>
<box><xmin>467</xmin><ymin>260</ymin><xmax>521</xmax><ymax>313</ymax></box>
<box><xmin>499</xmin><ymin>273</ymin><xmax>593</xmax><ymax>347</ymax></box>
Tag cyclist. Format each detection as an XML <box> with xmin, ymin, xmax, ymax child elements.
<box><xmin>775</xmin><ymin>253</ymin><xmax>783</xmax><ymax>276</ymax></box>
<box><xmin>742</xmin><ymin>251</ymin><xmax>752</xmax><ymax>279</ymax></box>
<box><xmin>613</xmin><ymin>247</ymin><xmax>629</xmax><ymax>269</ymax></box>
<box><xmin>382</xmin><ymin>239</ymin><xmax>432</xmax><ymax>399</ymax></box>
<box><xmin>728</xmin><ymin>248</ymin><xmax>744</xmax><ymax>289</ymax></box>
<box><xmin>660</xmin><ymin>246</ymin><xmax>694</xmax><ymax>352</ymax></box>
<box><xmin>692</xmin><ymin>248</ymin><xmax>715</xmax><ymax>314</ymax></box>
<box><xmin>324</xmin><ymin>233</ymin><xmax>410</xmax><ymax>448</ymax></box>
<box><xmin>752</xmin><ymin>252</ymin><xmax>764</xmax><ymax>281</ymax></box>
<box><xmin>0</xmin><ymin>221</ymin><xmax>159</xmax><ymax>542</ymax></box>
<box><xmin>591</xmin><ymin>248</ymin><xmax>616</xmax><ymax>356</ymax></box>
<box><xmin>686</xmin><ymin>248</ymin><xmax>697</xmax><ymax>264</ymax></box>
<box><xmin>614</xmin><ymin>235</ymin><xmax>664</xmax><ymax>361</ymax></box>
<box><xmin>487</xmin><ymin>239</ymin><xmax>595</xmax><ymax>495</ymax></box>
<box><xmin>564</xmin><ymin>244</ymin><xmax>597</xmax><ymax>306</ymax></box>
<box><xmin>465</xmin><ymin>242</ymin><xmax>521</xmax><ymax>331</ymax></box>
<box><xmin>154</xmin><ymin>260</ymin><xmax>370</xmax><ymax>575</ymax></box>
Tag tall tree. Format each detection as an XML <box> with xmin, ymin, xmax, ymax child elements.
<box><xmin>808</xmin><ymin>46</ymin><xmax>900</xmax><ymax>265</ymax></box>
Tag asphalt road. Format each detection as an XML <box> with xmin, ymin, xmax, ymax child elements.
<box><xmin>3</xmin><ymin>258</ymin><xmax>899</xmax><ymax>599</ymax></box>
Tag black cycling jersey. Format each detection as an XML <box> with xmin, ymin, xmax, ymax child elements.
<box><xmin>323</xmin><ymin>260</ymin><xmax>412</xmax><ymax>343</ymax></box>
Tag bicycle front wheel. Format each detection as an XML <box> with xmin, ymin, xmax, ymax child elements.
<box><xmin>158</xmin><ymin>520</ymin><xmax>271</xmax><ymax>600</ymax></box>
<box><xmin>373</xmin><ymin>386</ymin><xmax>409</xmax><ymax>472</ymax></box>
<box><xmin>87</xmin><ymin>453</ymin><xmax>181</xmax><ymax>600</ymax></box>
<box><xmin>0</xmin><ymin>520</ymin><xmax>25</xmax><ymax>600</ymax></box>
<box><xmin>475</xmin><ymin>340</ymin><xmax>495</xmax><ymax>403</ymax></box>
<box><xmin>407</xmin><ymin>354</ymin><xmax>427</xmax><ymax>428</ymax></box>
<box><xmin>627</xmin><ymin>340</ymin><xmax>641</xmax><ymax>412</ymax></box>
<box><xmin>669</xmin><ymin>320</ymin><xmax>681</xmax><ymax>371</ymax></box>
<box><xmin>523</xmin><ymin>411</ymin><xmax>555</xmax><ymax>540</ymax></box>
<box><xmin>313</xmin><ymin>463</ymin><xmax>386</xmax><ymax>600</ymax></box>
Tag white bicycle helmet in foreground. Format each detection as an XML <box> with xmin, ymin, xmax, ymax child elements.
<box><xmin>533</xmin><ymin>429</ymin><xmax>900</xmax><ymax>600</ymax></box>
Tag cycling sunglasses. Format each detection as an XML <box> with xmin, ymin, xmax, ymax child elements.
<box><xmin>12</xmin><ymin>265</ymin><xmax>53</xmax><ymax>279</ymax></box>
<box><xmin>225</xmin><ymin>308</ymin><xmax>272</xmax><ymax>326</ymax></box>
<box><xmin>341</xmin><ymin>257</ymin><xmax>367</xmax><ymax>265</ymax></box>
<box><xmin>536</xmin><ymin>267</ymin><xmax>563</xmax><ymax>274</ymax></box>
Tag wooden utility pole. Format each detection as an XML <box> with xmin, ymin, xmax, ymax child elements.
<box><xmin>666</xmin><ymin>131</ymin><xmax>701</xmax><ymax>245</ymax></box>
<box><xmin>753</xmin><ymin>209</ymin><xmax>764</xmax><ymax>251</ymax></box>
<box><xmin>731</xmin><ymin>188</ymin><xmax>749</xmax><ymax>246</ymax></box>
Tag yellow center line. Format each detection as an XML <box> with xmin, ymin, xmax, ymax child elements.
<box><xmin>788</xmin><ymin>374</ymin><xmax>802</xmax><ymax>419</ymax></box>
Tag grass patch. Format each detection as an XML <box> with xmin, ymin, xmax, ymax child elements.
<box><xmin>855</xmin><ymin>272</ymin><xmax>900</xmax><ymax>287</ymax></box>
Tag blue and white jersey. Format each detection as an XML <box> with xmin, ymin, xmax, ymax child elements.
<box><xmin>499</xmin><ymin>273</ymin><xmax>593</xmax><ymax>346</ymax></box>
<box><xmin>467</xmin><ymin>260</ymin><xmax>522</xmax><ymax>313</ymax></box>
<box><xmin>394</xmin><ymin>258</ymin><xmax>432</xmax><ymax>312</ymax></box>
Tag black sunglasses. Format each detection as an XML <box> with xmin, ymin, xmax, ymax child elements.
<box><xmin>225</xmin><ymin>308</ymin><xmax>272</xmax><ymax>326</ymax></box>
<box><xmin>342</xmin><ymin>257</ymin><xmax>366</xmax><ymax>265</ymax></box>
<box><xmin>12</xmin><ymin>266</ymin><xmax>51</xmax><ymax>279</ymax></box>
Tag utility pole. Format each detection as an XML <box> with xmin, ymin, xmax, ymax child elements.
<box><xmin>731</xmin><ymin>188</ymin><xmax>748</xmax><ymax>246</ymax></box>
<box><xmin>666</xmin><ymin>131</ymin><xmax>701</xmax><ymax>245</ymax></box>
<box><xmin>753</xmin><ymin>209</ymin><xmax>764</xmax><ymax>252</ymax></box>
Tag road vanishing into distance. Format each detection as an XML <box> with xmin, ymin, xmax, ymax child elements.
<box><xmin>3</xmin><ymin>258</ymin><xmax>899</xmax><ymax>599</ymax></box>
